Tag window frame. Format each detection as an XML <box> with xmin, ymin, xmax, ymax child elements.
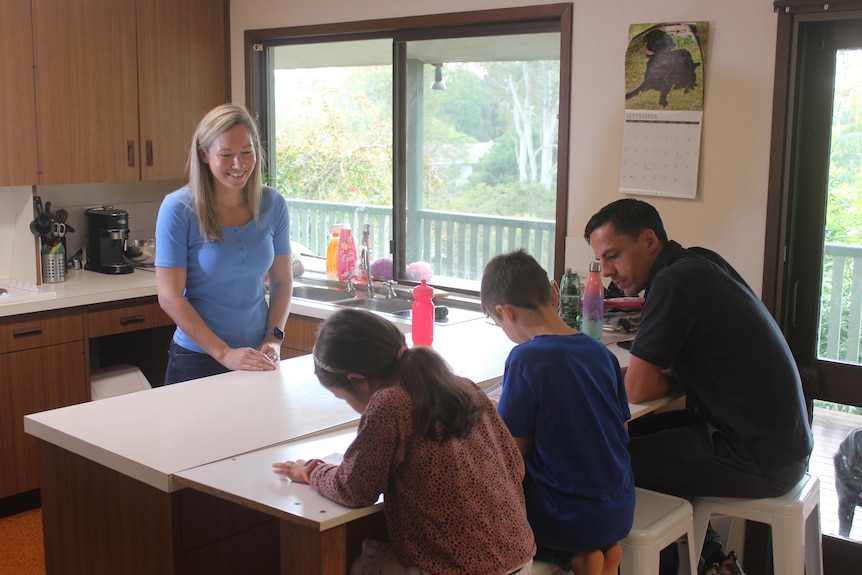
<box><xmin>244</xmin><ymin>3</ymin><xmax>573</xmax><ymax>287</ymax></box>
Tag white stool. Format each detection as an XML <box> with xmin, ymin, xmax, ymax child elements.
<box><xmin>531</xmin><ymin>561</ymin><xmax>564</xmax><ymax>575</ymax></box>
<box><xmin>620</xmin><ymin>488</ymin><xmax>698</xmax><ymax>575</ymax></box>
<box><xmin>691</xmin><ymin>473</ymin><xmax>822</xmax><ymax>575</ymax></box>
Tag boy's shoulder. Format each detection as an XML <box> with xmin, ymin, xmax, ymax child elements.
<box><xmin>512</xmin><ymin>333</ymin><xmax>606</xmax><ymax>360</ymax></box>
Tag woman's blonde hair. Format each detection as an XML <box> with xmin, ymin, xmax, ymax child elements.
<box><xmin>187</xmin><ymin>103</ymin><xmax>266</xmax><ymax>241</ymax></box>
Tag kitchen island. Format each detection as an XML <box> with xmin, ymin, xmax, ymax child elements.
<box><xmin>24</xmin><ymin>310</ymin><xmax>654</xmax><ymax>575</ymax></box>
<box><xmin>23</xmin><ymin>316</ymin><xmax>516</xmax><ymax>574</ymax></box>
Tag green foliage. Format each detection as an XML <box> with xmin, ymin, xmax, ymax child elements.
<box><xmin>272</xmin><ymin>58</ymin><xmax>559</xmax><ymax>224</ymax></box>
<box><xmin>820</xmin><ymin>50</ymin><xmax>862</xmax><ymax>362</ymax></box>
<box><xmin>449</xmin><ymin>181</ymin><xmax>556</xmax><ymax>219</ymax></box>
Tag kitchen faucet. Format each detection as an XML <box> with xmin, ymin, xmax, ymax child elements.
<box><xmin>360</xmin><ymin>245</ymin><xmax>374</xmax><ymax>297</ymax></box>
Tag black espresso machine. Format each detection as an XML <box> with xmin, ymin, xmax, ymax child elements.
<box><xmin>84</xmin><ymin>206</ymin><xmax>133</xmax><ymax>274</ymax></box>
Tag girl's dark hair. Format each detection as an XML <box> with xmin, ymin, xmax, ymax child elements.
<box><xmin>312</xmin><ymin>308</ymin><xmax>482</xmax><ymax>441</ymax></box>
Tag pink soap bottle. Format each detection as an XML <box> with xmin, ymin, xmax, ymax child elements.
<box><xmin>337</xmin><ymin>225</ymin><xmax>357</xmax><ymax>281</ymax></box>
<box><xmin>411</xmin><ymin>279</ymin><xmax>434</xmax><ymax>346</ymax></box>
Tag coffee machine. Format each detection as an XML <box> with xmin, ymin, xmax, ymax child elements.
<box><xmin>84</xmin><ymin>206</ymin><xmax>133</xmax><ymax>274</ymax></box>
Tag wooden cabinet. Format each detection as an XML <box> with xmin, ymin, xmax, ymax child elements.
<box><xmin>31</xmin><ymin>0</ymin><xmax>229</xmax><ymax>184</ymax></box>
<box><xmin>0</xmin><ymin>0</ymin><xmax>39</xmax><ymax>186</ymax></box>
<box><xmin>0</xmin><ymin>308</ymin><xmax>87</xmax><ymax>499</ymax></box>
<box><xmin>86</xmin><ymin>296</ymin><xmax>175</xmax><ymax>388</ymax></box>
<box><xmin>280</xmin><ymin>315</ymin><xmax>324</xmax><ymax>359</ymax></box>
<box><xmin>86</xmin><ymin>297</ymin><xmax>174</xmax><ymax>339</ymax></box>
<box><xmin>136</xmin><ymin>0</ymin><xmax>230</xmax><ymax>180</ymax></box>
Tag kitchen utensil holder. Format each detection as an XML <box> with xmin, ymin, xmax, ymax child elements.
<box><xmin>42</xmin><ymin>253</ymin><xmax>67</xmax><ymax>283</ymax></box>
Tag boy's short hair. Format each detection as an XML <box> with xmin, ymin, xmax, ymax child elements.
<box><xmin>481</xmin><ymin>249</ymin><xmax>554</xmax><ymax>318</ymax></box>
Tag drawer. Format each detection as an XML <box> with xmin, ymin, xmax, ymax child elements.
<box><xmin>0</xmin><ymin>308</ymin><xmax>84</xmax><ymax>352</ymax></box>
<box><xmin>87</xmin><ymin>297</ymin><xmax>174</xmax><ymax>338</ymax></box>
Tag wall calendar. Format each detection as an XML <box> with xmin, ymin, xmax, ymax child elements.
<box><xmin>620</xmin><ymin>22</ymin><xmax>709</xmax><ymax>199</ymax></box>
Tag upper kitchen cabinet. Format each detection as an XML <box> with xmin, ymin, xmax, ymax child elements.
<box><xmin>31</xmin><ymin>0</ymin><xmax>229</xmax><ymax>185</ymax></box>
<box><xmin>136</xmin><ymin>0</ymin><xmax>229</xmax><ymax>181</ymax></box>
<box><xmin>0</xmin><ymin>0</ymin><xmax>39</xmax><ymax>186</ymax></box>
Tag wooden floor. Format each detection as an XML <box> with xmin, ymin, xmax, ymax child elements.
<box><xmin>811</xmin><ymin>406</ymin><xmax>862</xmax><ymax>540</ymax></box>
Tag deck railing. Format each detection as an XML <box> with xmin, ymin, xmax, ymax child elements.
<box><xmin>286</xmin><ymin>198</ymin><xmax>555</xmax><ymax>282</ymax></box>
<box><xmin>821</xmin><ymin>242</ymin><xmax>862</xmax><ymax>362</ymax></box>
<box><xmin>288</xmin><ymin>202</ymin><xmax>861</xmax><ymax>358</ymax></box>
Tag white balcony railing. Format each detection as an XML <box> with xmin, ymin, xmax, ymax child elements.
<box><xmin>287</xmin><ymin>198</ymin><xmax>555</xmax><ymax>283</ymax></box>
<box><xmin>822</xmin><ymin>242</ymin><xmax>862</xmax><ymax>362</ymax></box>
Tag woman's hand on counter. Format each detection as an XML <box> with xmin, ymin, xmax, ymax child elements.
<box><xmin>258</xmin><ymin>340</ymin><xmax>281</xmax><ymax>364</ymax></box>
<box><xmin>221</xmin><ymin>347</ymin><xmax>278</xmax><ymax>372</ymax></box>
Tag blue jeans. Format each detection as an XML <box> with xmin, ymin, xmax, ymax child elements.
<box><xmin>165</xmin><ymin>340</ymin><xmax>230</xmax><ymax>385</ymax></box>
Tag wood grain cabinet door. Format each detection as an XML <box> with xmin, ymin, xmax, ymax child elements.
<box><xmin>31</xmin><ymin>0</ymin><xmax>139</xmax><ymax>184</ymax></box>
<box><xmin>136</xmin><ymin>0</ymin><xmax>229</xmax><ymax>181</ymax></box>
<box><xmin>30</xmin><ymin>0</ymin><xmax>228</xmax><ymax>184</ymax></box>
<box><xmin>0</xmin><ymin>0</ymin><xmax>39</xmax><ymax>186</ymax></box>
<box><xmin>0</xmin><ymin>341</ymin><xmax>87</xmax><ymax>498</ymax></box>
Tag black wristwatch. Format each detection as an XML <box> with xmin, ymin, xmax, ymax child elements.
<box><xmin>269</xmin><ymin>326</ymin><xmax>285</xmax><ymax>341</ymax></box>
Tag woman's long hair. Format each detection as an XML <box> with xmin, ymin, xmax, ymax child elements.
<box><xmin>187</xmin><ymin>103</ymin><xmax>266</xmax><ymax>242</ymax></box>
<box><xmin>312</xmin><ymin>308</ymin><xmax>482</xmax><ymax>441</ymax></box>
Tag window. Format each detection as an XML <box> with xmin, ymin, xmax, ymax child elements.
<box><xmin>766</xmin><ymin>2</ymin><xmax>862</xmax><ymax>565</ymax></box>
<box><xmin>246</xmin><ymin>4</ymin><xmax>571</xmax><ymax>292</ymax></box>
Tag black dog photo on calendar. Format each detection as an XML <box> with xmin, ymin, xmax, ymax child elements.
<box><xmin>624</xmin><ymin>23</ymin><xmax>706</xmax><ymax>111</ymax></box>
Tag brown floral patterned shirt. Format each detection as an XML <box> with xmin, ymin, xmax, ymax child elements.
<box><xmin>310</xmin><ymin>379</ymin><xmax>535</xmax><ymax>575</ymax></box>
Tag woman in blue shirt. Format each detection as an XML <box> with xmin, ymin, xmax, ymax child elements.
<box><xmin>155</xmin><ymin>104</ymin><xmax>292</xmax><ymax>384</ymax></box>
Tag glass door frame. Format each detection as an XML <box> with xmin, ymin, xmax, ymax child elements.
<box><xmin>765</xmin><ymin>2</ymin><xmax>862</xmax><ymax>568</ymax></box>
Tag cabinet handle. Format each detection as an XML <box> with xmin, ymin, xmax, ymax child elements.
<box><xmin>13</xmin><ymin>325</ymin><xmax>43</xmax><ymax>337</ymax></box>
<box><xmin>119</xmin><ymin>314</ymin><xmax>146</xmax><ymax>326</ymax></box>
<box><xmin>127</xmin><ymin>141</ymin><xmax>135</xmax><ymax>167</ymax></box>
<box><xmin>146</xmin><ymin>140</ymin><xmax>154</xmax><ymax>167</ymax></box>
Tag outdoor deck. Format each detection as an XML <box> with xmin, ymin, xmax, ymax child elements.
<box><xmin>811</xmin><ymin>406</ymin><xmax>862</xmax><ymax>540</ymax></box>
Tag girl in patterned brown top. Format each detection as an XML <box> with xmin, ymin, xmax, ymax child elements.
<box><xmin>272</xmin><ymin>308</ymin><xmax>535</xmax><ymax>575</ymax></box>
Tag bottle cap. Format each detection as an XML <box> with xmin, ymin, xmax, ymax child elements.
<box><xmin>589</xmin><ymin>261</ymin><xmax>601</xmax><ymax>272</ymax></box>
<box><xmin>330</xmin><ymin>224</ymin><xmax>343</xmax><ymax>234</ymax></box>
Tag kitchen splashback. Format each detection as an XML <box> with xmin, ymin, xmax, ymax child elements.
<box><xmin>0</xmin><ymin>180</ymin><xmax>180</xmax><ymax>284</ymax></box>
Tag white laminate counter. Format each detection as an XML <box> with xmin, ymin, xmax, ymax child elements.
<box><xmin>24</xmin><ymin>355</ymin><xmax>360</xmax><ymax>492</ymax></box>
<box><xmin>23</xmin><ymin>317</ymin><xmax>519</xmax><ymax>493</ymax></box>
<box><xmin>0</xmin><ymin>267</ymin><xmax>407</xmax><ymax>327</ymax></box>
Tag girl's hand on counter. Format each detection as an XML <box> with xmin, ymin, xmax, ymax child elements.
<box><xmin>272</xmin><ymin>458</ymin><xmax>324</xmax><ymax>483</ymax></box>
<box><xmin>221</xmin><ymin>347</ymin><xmax>278</xmax><ymax>371</ymax></box>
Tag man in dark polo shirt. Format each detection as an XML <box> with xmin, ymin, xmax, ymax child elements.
<box><xmin>584</xmin><ymin>198</ymin><xmax>812</xmax><ymax>574</ymax></box>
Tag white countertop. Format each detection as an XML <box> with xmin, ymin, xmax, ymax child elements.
<box><xmin>175</xmin><ymin>426</ymin><xmax>378</xmax><ymax>531</ymax></box>
<box><xmin>19</xmin><ymin>264</ymin><xmax>646</xmax><ymax>500</ymax></box>
<box><xmin>0</xmin><ymin>267</ymin><xmax>391</xmax><ymax>324</ymax></box>
<box><xmin>23</xmin><ymin>318</ymin><xmax>519</xmax><ymax>492</ymax></box>
<box><xmin>25</xmin><ymin>355</ymin><xmax>361</xmax><ymax>492</ymax></box>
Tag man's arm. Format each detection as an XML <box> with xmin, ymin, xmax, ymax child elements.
<box><xmin>624</xmin><ymin>355</ymin><xmax>675</xmax><ymax>403</ymax></box>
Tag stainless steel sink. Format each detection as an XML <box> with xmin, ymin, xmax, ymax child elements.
<box><xmin>290</xmin><ymin>277</ymin><xmax>486</xmax><ymax>325</ymax></box>
<box><xmin>292</xmin><ymin>284</ymin><xmax>350</xmax><ymax>302</ymax></box>
<box><xmin>335</xmin><ymin>297</ymin><xmax>413</xmax><ymax>314</ymax></box>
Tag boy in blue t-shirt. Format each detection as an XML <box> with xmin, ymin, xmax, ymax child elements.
<box><xmin>481</xmin><ymin>249</ymin><xmax>634</xmax><ymax>575</ymax></box>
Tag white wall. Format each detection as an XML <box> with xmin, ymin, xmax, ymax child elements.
<box><xmin>230</xmin><ymin>0</ymin><xmax>778</xmax><ymax>292</ymax></box>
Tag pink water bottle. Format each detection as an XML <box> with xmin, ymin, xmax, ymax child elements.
<box><xmin>411</xmin><ymin>279</ymin><xmax>434</xmax><ymax>346</ymax></box>
<box><xmin>582</xmin><ymin>261</ymin><xmax>604</xmax><ymax>340</ymax></box>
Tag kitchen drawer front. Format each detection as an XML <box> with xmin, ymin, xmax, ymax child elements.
<box><xmin>87</xmin><ymin>297</ymin><xmax>174</xmax><ymax>338</ymax></box>
<box><xmin>0</xmin><ymin>308</ymin><xmax>84</xmax><ymax>352</ymax></box>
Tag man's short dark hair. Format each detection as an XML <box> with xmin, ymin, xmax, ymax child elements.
<box><xmin>584</xmin><ymin>198</ymin><xmax>669</xmax><ymax>245</ymax></box>
<box><xmin>480</xmin><ymin>249</ymin><xmax>553</xmax><ymax>318</ymax></box>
